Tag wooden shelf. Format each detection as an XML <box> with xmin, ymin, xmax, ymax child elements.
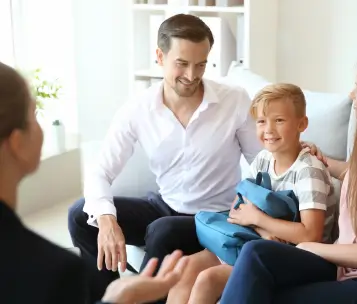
<box><xmin>132</xmin><ymin>4</ymin><xmax>245</xmax><ymax>13</ymax></box>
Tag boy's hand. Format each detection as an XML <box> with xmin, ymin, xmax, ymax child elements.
<box><xmin>228</xmin><ymin>199</ymin><xmax>262</xmax><ymax>226</ymax></box>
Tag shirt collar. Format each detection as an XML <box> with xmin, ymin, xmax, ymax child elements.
<box><xmin>202</xmin><ymin>78</ymin><xmax>220</xmax><ymax>104</ymax></box>
<box><xmin>149</xmin><ymin>78</ymin><xmax>219</xmax><ymax>111</ymax></box>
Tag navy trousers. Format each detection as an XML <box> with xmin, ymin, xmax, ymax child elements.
<box><xmin>220</xmin><ymin>239</ymin><xmax>357</xmax><ymax>304</ymax></box>
<box><xmin>68</xmin><ymin>193</ymin><xmax>203</xmax><ymax>303</ymax></box>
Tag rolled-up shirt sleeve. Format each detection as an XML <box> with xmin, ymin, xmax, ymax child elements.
<box><xmin>83</xmin><ymin>101</ymin><xmax>138</xmax><ymax>227</ymax></box>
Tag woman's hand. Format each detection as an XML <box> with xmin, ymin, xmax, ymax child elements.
<box><xmin>101</xmin><ymin>250</ymin><xmax>188</xmax><ymax>304</ymax></box>
<box><xmin>301</xmin><ymin>141</ymin><xmax>328</xmax><ymax>166</ymax></box>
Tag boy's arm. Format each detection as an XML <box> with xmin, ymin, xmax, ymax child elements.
<box><xmin>254</xmin><ymin>166</ymin><xmax>330</xmax><ymax>244</ymax></box>
<box><xmin>254</xmin><ymin>209</ymin><xmax>325</xmax><ymax>244</ymax></box>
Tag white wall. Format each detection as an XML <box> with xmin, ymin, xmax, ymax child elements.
<box><xmin>71</xmin><ymin>0</ymin><xmax>357</xmax><ymax>143</ymax></box>
<box><xmin>18</xmin><ymin>148</ymin><xmax>82</xmax><ymax>216</ymax></box>
<box><xmin>71</xmin><ymin>0</ymin><xmax>130</xmax><ymax>142</ymax></box>
<box><xmin>277</xmin><ymin>0</ymin><xmax>357</xmax><ymax>94</ymax></box>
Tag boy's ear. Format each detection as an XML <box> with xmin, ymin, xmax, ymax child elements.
<box><xmin>298</xmin><ymin>116</ymin><xmax>308</xmax><ymax>132</ymax></box>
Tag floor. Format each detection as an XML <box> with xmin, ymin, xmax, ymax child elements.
<box><xmin>22</xmin><ymin>197</ymin><xmax>136</xmax><ymax>276</ymax></box>
<box><xmin>22</xmin><ymin>198</ymin><xmax>74</xmax><ymax>249</ymax></box>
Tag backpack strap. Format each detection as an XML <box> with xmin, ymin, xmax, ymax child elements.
<box><xmin>255</xmin><ymin>172</ymin><xmax>272</xmax><ymax>190</ymax></box>
<box><xmin>233</xmin><ymin>193</ymin><xmax>245</xmax><ymax>210</ymax></box>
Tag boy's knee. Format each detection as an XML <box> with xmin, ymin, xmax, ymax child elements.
<box><xmin>177</xmin><ymin>255</ymin><xmax>205</xmax><ymax>285</ymax></box>
<box><xmin>195</xmin><ymin>268</ymin><xmax>217</xmax><ymax>287</ymax></box>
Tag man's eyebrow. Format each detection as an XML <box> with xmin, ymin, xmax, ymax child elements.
<box><xmin>176</xmin><ymin>59</ymin><xmax>188</xmax><ymax>63</ymax></box>
<box><xmin>175</xmin><ymin>59</ymin><xmax>208</xmax><ymax>64</ymax></box>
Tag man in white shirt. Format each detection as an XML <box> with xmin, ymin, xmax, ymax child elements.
<box><xmin>68</xmin><ymin>13</ymin><xmax>261</xmax><ymax>302</ymax></box>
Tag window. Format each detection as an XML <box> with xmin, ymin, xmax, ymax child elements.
<box><xmin>10</xmin><ymin>0</ymin><xmax>78</xmax><ymax>133</ymax></box>
<box><xmin>0</xmin><ymin>0</ymin><xmax>15</xmax><ymax>66</ymax></box>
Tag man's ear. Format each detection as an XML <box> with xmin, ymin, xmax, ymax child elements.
<box><xmin>298</xmin><ymin>116</ymin><xmax>308</xmax><ymax>132</ymax></box>
<box><xmin>156</xmin><ymin>48</ymin><xmax>164</xmax><ymax>66</ymax></box>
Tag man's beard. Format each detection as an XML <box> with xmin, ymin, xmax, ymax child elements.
<box><xmin>173</xmin><ymin>77</ymin><xmax>201</xmax><ymax>97</ymax></box>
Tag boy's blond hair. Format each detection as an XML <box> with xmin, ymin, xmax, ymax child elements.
<box><xmin>250</xmin><ymin>83</ymin><xmax>306</xmax><ymax>119</ymax></box>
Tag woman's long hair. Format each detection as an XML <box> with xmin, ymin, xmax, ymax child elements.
<box><xmin>347</xmin><ymin>130</ymin><xmax>357</xmax><ymax>234</ymax></box>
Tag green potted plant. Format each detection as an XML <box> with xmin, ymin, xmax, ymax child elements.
<box><xmin>26</xmin><ymin>68</ymin><xmax>66</xmax><ymax>153</ymax></box>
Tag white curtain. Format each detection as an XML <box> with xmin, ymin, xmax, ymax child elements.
<box><xmin>0</xmin><ymin>0</ymin><xmax>15</xmax><ymax>66</ymax></box>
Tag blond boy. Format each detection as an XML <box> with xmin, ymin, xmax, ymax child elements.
<box><xmin>166</xmin><ymin>83</ymin><xmax>336</xmax><ymax>304</ymax></box>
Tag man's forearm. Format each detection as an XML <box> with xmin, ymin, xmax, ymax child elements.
<box><xmin>326</xmin><ymin>157</ymin><xmax>348</xmax><ymax>180</ymax></box>
<box><xmin>97</xmin><ymin>214</ymin><xmax>118</xmax><ymax>229</ymax></box>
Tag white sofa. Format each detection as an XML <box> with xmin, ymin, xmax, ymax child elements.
<box><xmin>109</xmin><ymin>62</ymin><xmax>354</xmax><ymax>272</ymax></box>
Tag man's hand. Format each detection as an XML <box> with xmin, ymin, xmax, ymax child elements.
<box><xmin>301</xmin><ymin>141</ymin><xmax>328</xmax><ymax>167</ymax></box>
<box><xmin>101</xmin><ymin>250</ymin><xmax>188</xmax><ymax>304</ymax></box>
<box><xmin>228</xmin><ymin>200</ymin><xmax>262</xmax><ymax>227</ymax></box>
<box><xmin>97</xmin><ymin>215</ymin><xmax>127</xmax><ymax>272</ymax></box>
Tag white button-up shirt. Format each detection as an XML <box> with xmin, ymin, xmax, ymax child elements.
<box><xmin>83</xmin><ymin>79</ymin><xmax>262</xmax><ymax>226</ymax></box>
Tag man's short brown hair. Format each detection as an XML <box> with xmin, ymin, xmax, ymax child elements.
<box><xmin>250</xmin><ymin>83</ymin><xmax>306</xmax><ymax>119</ymax></box>
<box><xmin>157</xmin><ymin>14</ymin><xmax>214</xmax><ymax>54</ymax></box>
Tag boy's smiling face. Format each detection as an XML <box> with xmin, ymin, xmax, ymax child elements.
<box><xmin>255</xmin><ymin>98</ymin><xmax>308</xmax><ymax>154</ymax></box>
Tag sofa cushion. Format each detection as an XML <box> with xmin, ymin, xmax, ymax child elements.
<box><xmin>300</xmin><ymin>92</ymin><xmax>351</xmax><ymax>161</ymax></box>
<box><xmin>219</xmin><ymin>62</ymin><xmax>271</xmax><ymax>99</ymax></box>
<box><xmin>221</xmin><ymin>63</ymin><xmax>351</xmax><ymax>161</ymax></box>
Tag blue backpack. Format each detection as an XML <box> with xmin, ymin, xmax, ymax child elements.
<box><xmin>195</xmin><ymin>172</ymin><xmax>300</xmax><ymax>266</ymax></box>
